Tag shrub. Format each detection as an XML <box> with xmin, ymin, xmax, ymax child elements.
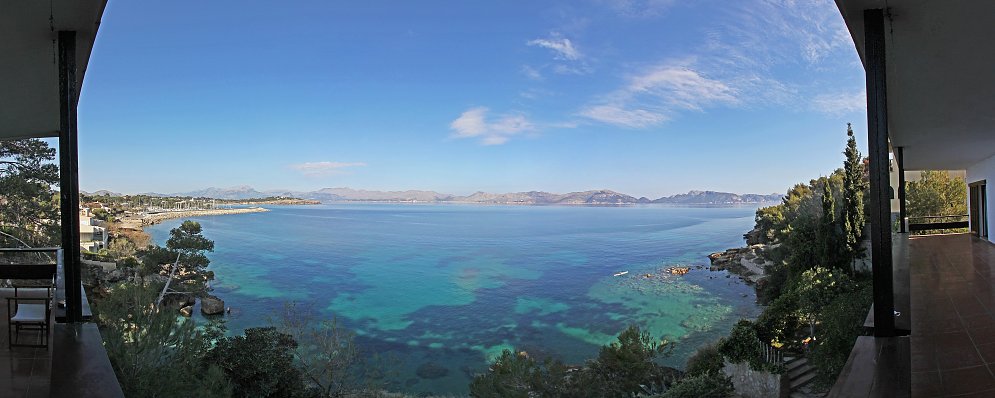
<box><xmin>469</xmin><ymin>350</ymin><xmax>568</xmax><ymax>398</ymax></box>
<box><xmin>684</xmin><ymin>343</ymin><xmax>724</xmax><ymax>377</ymax></box>
<box><xmin>576</xmin><ymin>324</ymin><xmax>677</xmax><ymax>397</ymax></box>
<box><xmin>205</xmin><ymin>327</ymin><xmax>306</xmax><ymax>398</ymax></box>
<box><xmin>657</xmin><ymin>372</ymin><xmax>734</xmax><ymax>398</ymax></box>
<box><xmin>753</xmin><ymin>291</ymin><xmax>801</xmax><ymax>348</ymax></box>
<box><xmin>718</xmin><ymin>320</ymin><xmax>782</xmax><ymax>374</ymax></box>
<box><xmin>809</xmin><ymin>284</ymin><xmax>872</xmax><ymax>388</ymax></box>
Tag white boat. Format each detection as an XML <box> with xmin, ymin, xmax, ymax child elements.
<box><xmin>613</xmin><ymin>271</ymin><xmax>629</xmax><ymax>277</ymax></box>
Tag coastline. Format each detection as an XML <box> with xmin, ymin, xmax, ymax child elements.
<box><xmin>119</xmin><ymin>207</ymin><xmax>269</xmax><ymax>229</ymax></box>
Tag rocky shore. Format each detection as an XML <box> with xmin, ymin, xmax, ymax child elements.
<box><xmin>707</xmin><ymin>244</ymin><xmax>774</xmax><ymax>284</ymax></box>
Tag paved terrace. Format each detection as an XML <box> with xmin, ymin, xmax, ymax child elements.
<box><xmin>908</xmin><ymin>233</ymin><xmax>995</xmax><ymax>397</ymax></box>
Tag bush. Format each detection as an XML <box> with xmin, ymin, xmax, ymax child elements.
<box><xmin>469</xmin><ymin>350</ymin><xmax>569</xmax><ymax>398</ymax></box>
<box><xmin>753</xmin><ymin>291</ymin><xmax>801</xmax><ymax>348</ymax></box>
<box><xmin>657</xmin><ymin>372</ymin><xmax>734</xmax><ymax>398</ymax></box>
<box><xmin>809</xmin><ymin>284</ymin><xmax>872</xmax><ymax>388</ymax></box>
<box><xmin>95</xmin><ymin>282</ymin><xmax>232</xmax><ymax>398</ymax></box>
<box><xmin>684</xmin><ymin>343</ymin><xmax>724</xmax><ymax>377</ymax></box>
<box><xmin>205</xmin><ymin>327</ymin><xmax>306</xmax><ymax>398</ymax></box>
<box><xmin>718</xmin><ymin>320</ymin><xmax>782</xmax><ymax>374</ymax></box>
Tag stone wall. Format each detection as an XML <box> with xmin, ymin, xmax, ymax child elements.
<box><xmin>722</xmin><ymin>360</ymin><xmax>781</xmax><ymax>398</ymax></box>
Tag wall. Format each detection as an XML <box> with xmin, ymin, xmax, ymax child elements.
<box><xmin>967</xmin><ymin>153</ymin><xmax>995</xmax><ymax>242</ymax></box>
<box><xmin>722</xmin><ymin>360</ymin><xmax>781</xmax><ymax>398</ymax></box>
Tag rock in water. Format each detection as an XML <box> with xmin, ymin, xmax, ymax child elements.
<box><xmin>200</xmin><ymin>295</ymin><xmax>225</xmax><ymax>315</ymax></box>
<box><xmin>179</xmin><ymin>305</ymin><xmax>193</xmax><ymax>317</ymax></box>
<box><xmin>416</xmin><ymin>362</ymin><xmax>449</xmax><ymax>379</ymax></box>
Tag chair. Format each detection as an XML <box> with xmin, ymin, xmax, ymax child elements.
<box><xmin>7</xmin><ymin>284</ymin><xmax>53</xmax><ymax>348</ymax></box>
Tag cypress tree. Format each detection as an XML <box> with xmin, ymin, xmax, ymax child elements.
<box><xmin>820</xmin><ymin>179</ymin><xmax>839</xmax><ymax>269</ymax></box>
<box><xmin>842</xmin><ymin>123</ymin><xmax>866</xmax><ymax>272</ymax></box>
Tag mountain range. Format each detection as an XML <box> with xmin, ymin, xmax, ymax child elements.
<box><xmin>86</xmin><ymin>186</ymin><xmax>783</xmax><ymax>205</ymax></box>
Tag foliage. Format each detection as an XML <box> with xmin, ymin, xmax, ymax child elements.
<box><xmin>794</xmin><ymin>267</ymin><xmax>853</xmax><ymax>336</ymax></box>
<box><xmin>751</xmin><ymin>205</ymin><xmax>784</xmax><ymax>246</ymax></box>
<box><xmin>755</xmin><ymin>262</ymin><xmax>788</xmax><ymax>305</ymax></box>
<box><xmin>275</xmin><ymin>302</ymin><xmax>390</xmax><ymax>397</ymax></box>
<box><xmin>718</xmin><ymin>320</ymin><xmax>761</xmax><ymax>365</ymax></box>
<box><xmin>469</xmin><ymin>350</ymin><xmax>569</xmax><ymax>398</ymax></box>
<box><xmin>819</xmin><ymin>178</ymin><xmax>845</xmax><ymax>270</ymax></box>
<box><xmin>753</xmin><ymin>291</ymin><xmax>801</xmax><ymax>349</ymax></box>
<box><xmin>809</xmin><ymin>284</ymin><xmax>872</xmax><ymax>388</ymax></box>
<box><xmin>657</xmin><ymin>372</ymin><xmax>734</xmax><ymax>398</ymax></box>
<box><xmin>138</xmin><ymin>220</ymin><xmax>215</xmax><ymax>283</ymax></box>
<box><xmin>205</xmin><ymin>327</ymin><xmax>307</xmax><ymax>398</ymax></box>
<box><xmin>0</xmin><ymin>139</ymin><xmax>60</xmax><ymax>247</ymax></box>
<box><xmin>841</xmin><ymin>125</ymin><xmax>866</xmax><ymax>267</ymax></box>
<box><xmin>472</xmin><ymin>325</ymin><xmax>676</xmax><ymax>398</ymax></box>
<box><xmin>94</xmin><ymin>282</ymin><xmax>232</xmax><ymax>398</ymax></box>
<box><xmin>906</xmin><ymin>170</ymin><xmax>969</xmax><ymax>234</ymax></box>
<box><xmin>684</xmin><ymin>343</ymin><xmax>724</xmax><ymax>377</ymax></box>
<box><xmin>576</xmin><ymin>324</ymin><xmax>676</xmax><ymax>397</ymax></box>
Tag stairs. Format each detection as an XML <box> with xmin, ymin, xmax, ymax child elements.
<box><xmin>784</xmin><ymin>356</ymin><xmax>818</xmax><ymax>397</ymax></box>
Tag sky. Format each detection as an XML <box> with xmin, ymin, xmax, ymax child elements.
<box><xmin>77</xmin><ymin>0</ymin><xmax>868</xmax><ymax>198</ymax></box>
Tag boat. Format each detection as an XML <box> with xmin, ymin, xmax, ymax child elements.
<box><xmin>613</xmin><ymin>271</ymin><xmax>629</xmax><ymax>277</ymax></box>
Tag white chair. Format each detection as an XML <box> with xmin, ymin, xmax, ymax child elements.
<box><xmin>7</xmin><ymin>285</ymin><xmax>52</xmax><ymax>348</ymax></box>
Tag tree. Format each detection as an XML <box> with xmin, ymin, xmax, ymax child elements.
<box><xmin>94</xmin><ymin>282</ymin><xmax>232</xmax><ymax>398</ymax></box>
<box><xmin>906</xmin><ymin>170</ymin><xmax>968</xmax><ymax>233</ymax></box>
<box><xmin>842</xmin><ymin>124</ymin><xmax>866</xmax><ymax>270</ymax></box>
<box><xmin>469</xmin><ymin>350</ymin><xmax>570</xmax><ymax>398</ymax></box>
<box><xmin>819</xmin><ymin>177</ymin><xmax>843</xmax><ymax>270</ymax></box>
<box><xmin>572</xmin><ymin>325</ymin><xmax>676</xmax><ymax>397</ymax></box>
<box><xmin>0</xmin><ymin>139</ymin><xmax>60</xmax><ymax>247</ymax></box>
<box><xmin>793</xmin><ymin>267</ymin><xmax>853</xmax><ymax>338</ymax></box>
<box><xmin>139</xmin><ymin>220</ymin><xmax>214</xmax><ymax>279</ymax></box>
<box><xmin>274</xmin><ymin>302</ymin><xmax>389</xmax><ymax>397</ymax></box>
<box><xmin>205</xmin><ymin>327</ymin><xmax>307</xmax><ymax>398</ymax></box>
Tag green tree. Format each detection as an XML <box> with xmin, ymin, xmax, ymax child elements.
<box><xmin>841</xmin><ymin>124</ymin><xmax>866</xmax><ymax>269</ymax></box>
<box><xmin>469</xmin><ymin>350</ymin><xmax>570</xmax><ymax>398</ymax></box>
<box><xmin>139</xmin><ymin>220</ymin><xmax>215</xmax><ymax>279</ymax></box>
<box><xmin>0</xmin><ymin>139</ymin><xmax>60</xmax><ymax>247</ymax></box>
<box><xmin>205</xmin><ymin>327</ymin><xmax>307</xmax><ymax>398</ymax></box>
<box><xmin>793</xmin><ymin>267</ymin><xmax>852</xmax><ymax>338</ymax></box>
<box><xmin>819</xmin><ymin>177</ymin><xmax>844</xmax><ymax>270</ymax></box>
<box><xmin>906</xmin><ymin>170</ymin><xmax>968</xmax><ymax>233</ymax></box>
<box><xmin>94</xmin><ymin>282</ymin><xmax>232</xmax><ymax>398</ymax></box>
<box><xmin>657</xmin><ymin>372</ymin><xmax>734</xmax><ymax>398</ymax></box>
<box><xmin>573</xmin><ymin>325</ymin><xmax>676</xmax><ymax>397</ymax></box>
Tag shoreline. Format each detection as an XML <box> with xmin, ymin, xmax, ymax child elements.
<box><xmin>119</xmin><ymin>207</ymin><xmax>269</xmax><ymax>229</ymax></box>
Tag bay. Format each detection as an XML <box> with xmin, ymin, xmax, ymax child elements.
<box><xmin>146</xmin><ymin>203</ymin><xmax>762</xmax><ymax>395</ymax></box>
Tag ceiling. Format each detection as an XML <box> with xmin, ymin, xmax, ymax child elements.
<box><xmin>836</xmin><ymin>0</ymin><xmax>995</xmax><ymax>171</ymax></box>
<box><xmin>0</xmin><ymin>0</ymin><xmax>107</xmax><ymax>140</ymax></box>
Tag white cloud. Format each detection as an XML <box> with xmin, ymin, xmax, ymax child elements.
<box><xmin>580</xmin><ymin>105</ymin><xmax>668</xmax><ymax>128</ymax></box>
<box><xmin>598</xmin><ymin>0</ymin><xmax>676</xmax><ymax>18</ymax></box>
<box><xmin>813</xmin><ymin>90</ymin><xmax>865</xmax><ymax>115</ymax></box>
<box><xmin>521</xmin><ymin>65</ymin><xmax>543</xmax><ymax>80</ymax></box>
<box><xmin>290</xmin><ymin>161</ymin><xmax>366</xmax><ymax>177</ymax></box>
<box><xmin>527</xmin><ymin>34</ymin><xmax>581</xmax><ymax>61</ymax></box>
<box><xmin>628</xmin><ymin>66</ymin><xmax>738</xmax><ymax>110</ymax></box>
<box><xmin>450</xmin><ymin>107</ymin><xmax>535</xmax><ymax>145</ymax></box>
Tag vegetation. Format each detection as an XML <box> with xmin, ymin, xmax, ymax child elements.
<box><xmin>657</xmin><ymin>372</ymin><xmax>734</xmax><ymax>398</ymax></box>
<box><xmin>0</xmin><ymin>139</ymin><xmax>60</xmax><ymax>247</ymax></box>
<box><xmin>683</xmin><ymin>343</ymin><xmax>724</xmax><ymax>377</ymax></box>
<box><xmin>95</xmin><ymin>283</ymin><xmax>233</xmax><ymax>398</ymax></box>
<box><xmin>206</xmin><ymin>327</ymin><xmax>307</xmax><ymax>398</ymax></box>
<box><xmin>906</xmin><ymin>170</ymin><xmax>968</xmax><ymax>234</ymax></box>
<box><xmin>471</xmin><ymin>325</ymin><xmax>677</xmax><ymax>398</ymax></box>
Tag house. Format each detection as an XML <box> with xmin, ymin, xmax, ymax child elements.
<box><xmin>829</xmin><ymin>1</ymin><xmax>995</xmax><ymax>396</ymax></box>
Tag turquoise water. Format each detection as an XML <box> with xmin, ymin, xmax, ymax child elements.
<box><xmin>147</xmin><ymin>204</ymin><xmax>762</xmax><ymax>395</ymax></box>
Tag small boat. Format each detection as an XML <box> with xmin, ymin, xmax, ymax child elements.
<box><xmin>613</xmin><ymin>271</ymin><xmax>629</xmax><ymax>277</ymax></box>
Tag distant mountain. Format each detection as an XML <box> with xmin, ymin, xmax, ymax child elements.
<box><xmin>174</xmin><ymin>185</ymin><xmax>270</xmax><ymax>200</ymax></box>
<box><xmin>82</xmin><ymin>190</ymin><xmax>123</xmax><ymax>197</ymax></box>
<box><xmin>652</xmin><ymin>190</ymin><xmax>782</xmax><ymax>204</ymax></box>
<box><xmin>93</xmin><ymin>186</ymin><xmax>782</xmax><ymax>205</ymax></box>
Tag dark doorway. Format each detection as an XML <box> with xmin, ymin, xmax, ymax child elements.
<box><xmin>969</xmin><ymin>180</ymin><xmax>987</xmax><ymax>238</ymax></box>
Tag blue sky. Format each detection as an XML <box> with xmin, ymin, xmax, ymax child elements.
<box><xmin>78</xmin><ymin>0</ymin><xmax>867</xmax><ymax>198</ymax></box>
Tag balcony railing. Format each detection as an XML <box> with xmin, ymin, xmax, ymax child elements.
<box><xmin>907</xmin><ymin>214</ymin><xmax>969</xmax><ymax>232</ymax></box>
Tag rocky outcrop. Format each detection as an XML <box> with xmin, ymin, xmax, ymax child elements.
<box><xmin>200</xmin><ymin>295</ymin><xmax>225</xmax><ymax>315</ymax></box>
<box><xmin>708</xmin><ymin>244</ymin><xmax>773</xmax><ymax>284</ymax></box>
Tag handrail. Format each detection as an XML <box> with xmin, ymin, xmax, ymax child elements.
<box><xmin>908</xmin><ymin>214</ymin><xmax>968</xmax><ymax>220</ymax></box>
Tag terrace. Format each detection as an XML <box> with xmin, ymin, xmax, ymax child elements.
<box><xmin>829</xmin><ymin>1</ymin><xmax>995</xmax><ymax>396</ymax></box>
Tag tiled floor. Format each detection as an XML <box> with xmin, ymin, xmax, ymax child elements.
<box><xmin>908</xmin><ymin>234</ymin><xmax>995</xmax><ymax>397</ymax></box>
<box><xmin>0</xmin><ymin>288</ymin><xmax>52</xmax><ymax>398</ymax></box>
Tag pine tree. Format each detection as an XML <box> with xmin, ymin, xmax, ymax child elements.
<box><xmin>820</xmin><ymin>179</ymin><xmax>839</xmax><ymax>269</ymax></box>
<box><xmin>842</xmin><ymin>124</ymin><xmax>866</xmax><ymax>272</ymax></box>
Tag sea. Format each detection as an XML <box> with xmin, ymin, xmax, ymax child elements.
<box><xmin>146</xmin><ymin>203</ymin><xmax>763</xmax><ymax>395</ymax></box>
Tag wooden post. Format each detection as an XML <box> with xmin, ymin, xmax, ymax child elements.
<box><xmin>864</xmin><ymin>9</ymin><xmax>895</xmax><ymax>337</ymax></box>
<box><xmin>58</xmin><ymin>30</ymin><xmax>83</xmax><ymax>323</ymax></box>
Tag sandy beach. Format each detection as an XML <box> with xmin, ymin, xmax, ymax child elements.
<box><xmin>119</xmin><ymin>207</ymin><xmax>269</xmax><ymax>229</ymax></box>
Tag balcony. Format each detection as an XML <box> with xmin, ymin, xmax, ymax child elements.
<box><xmin>830</xmin><ymin>233</ymin><xmax>995</xmax><ymax>397</ymax></box>
<box><xmin>0</xmin><ymin>248</ymin><xmax>122</xmax><ymax>397</ymax></box>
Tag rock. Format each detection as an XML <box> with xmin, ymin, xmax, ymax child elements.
<box><xmin>416</xmin><ymin>362</ymin><xmax>449</xmax><ymax>379</ymax></box>
<box><xmin>200</xmin><ymin>295</ymin><xmax>225</xmax><ymax>315</ymax></box>
<box><xmin>179</xmin><ymin>305</ymin><xmax>193</xmax><ymax>317</ymax></box>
